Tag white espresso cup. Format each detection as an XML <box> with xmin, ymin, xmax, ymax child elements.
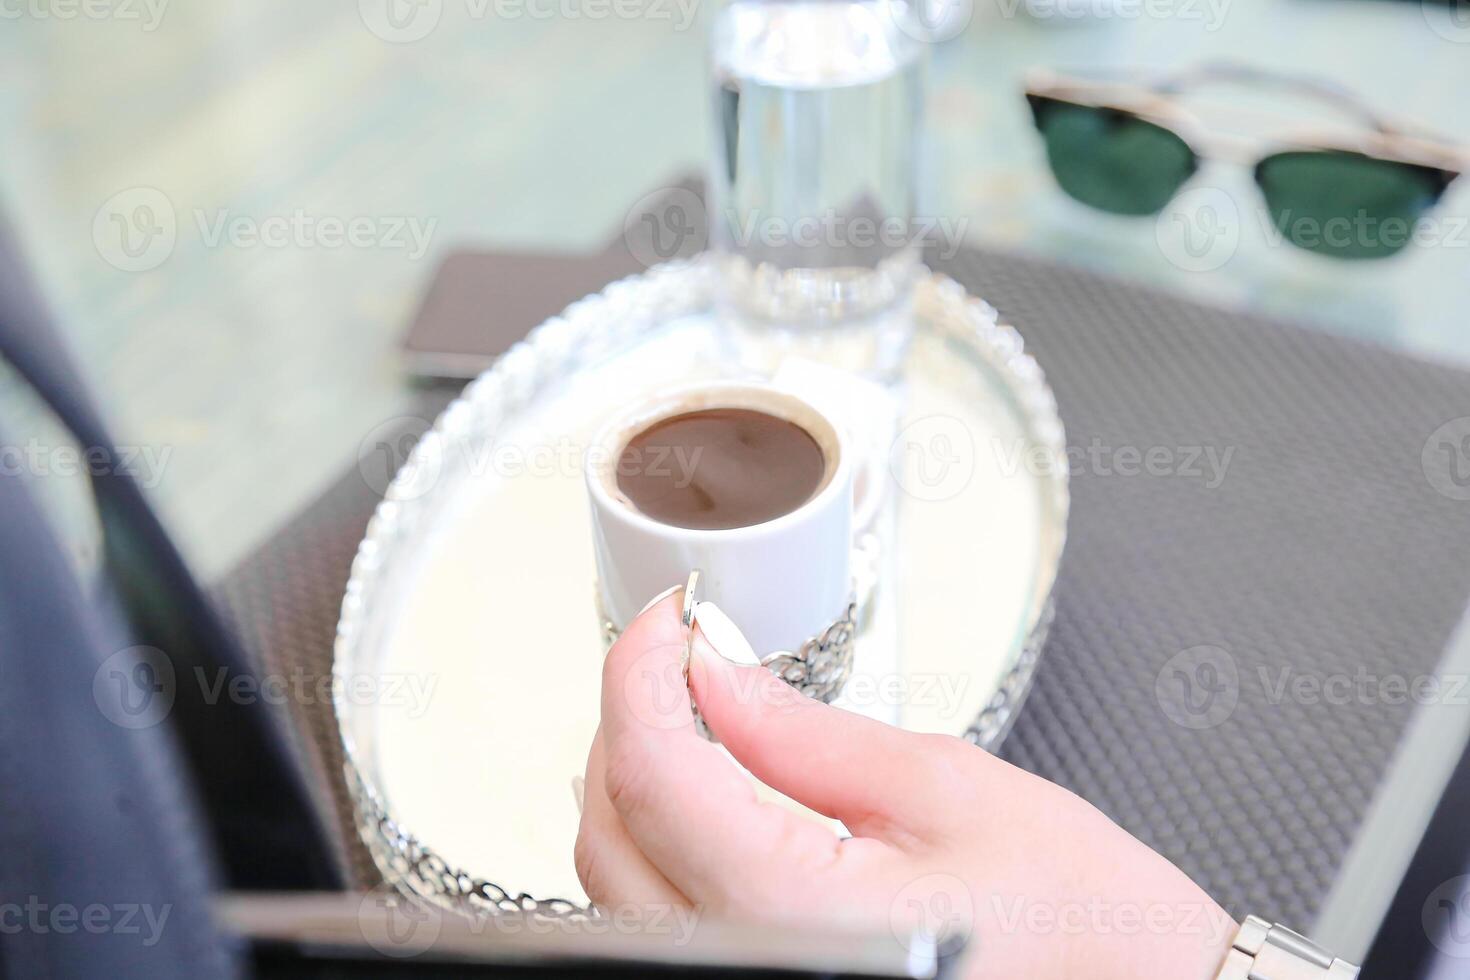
<box><xmin>585</xmin><ymin>381</ymin><xmax>854</xmax><ymax>658</ymax></box>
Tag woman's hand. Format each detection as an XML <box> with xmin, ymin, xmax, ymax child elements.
<box><xmin>575</xmin><ymin>592</ymin><xmax>1236</xmax><ymax>980</ymax></box>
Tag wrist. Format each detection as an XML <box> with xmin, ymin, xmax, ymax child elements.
<box><xmin>1092</xmin><ymin>901</ymin><xmax>1236</xmax><ymax>980</ymax></box>
<box><xmin>961</xmin><ymin>890</ymin><xmax>1236</xmax><ymax>980</ymax></box>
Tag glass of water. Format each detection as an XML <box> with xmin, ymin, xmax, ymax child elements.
<box><xmin>708</xmin><ymin>0</ymin><xmax>927</xmax><ymax>372</ymax></box>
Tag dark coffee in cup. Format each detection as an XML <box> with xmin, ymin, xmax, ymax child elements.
<box><xmin>616</xmin><ymin>407</ymin><xmax>826</xmax><ymax>530</ymax></box>
<box><xmin>588</xmin><ymin>381</ymin><xmax>853</xmax><ymax>658</ymax></box>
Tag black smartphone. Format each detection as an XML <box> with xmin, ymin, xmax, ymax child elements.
<box><xmin>400</xmin><ymin>176</ymin><xmax>706</xmax><ymax>380</ymax></box>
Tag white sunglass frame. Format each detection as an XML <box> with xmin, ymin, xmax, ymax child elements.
<box><xmin>1023</xmin><ymin>62</ymin><xmax>1467</xmax><ymax>178</ymax></box>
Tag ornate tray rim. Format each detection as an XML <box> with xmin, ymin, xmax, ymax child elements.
<box><xmin>332</xmin><ymin>260</ymin><xmax>1069</xmax><ymax>917</ymax></box>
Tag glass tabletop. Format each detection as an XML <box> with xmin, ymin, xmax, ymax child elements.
<box><xmin>0</xmin><ymin>2</ymin><xmax>1465</xmax><ymax>576</ymax></box>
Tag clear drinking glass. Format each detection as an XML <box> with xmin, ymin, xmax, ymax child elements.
<box><xmin>708</xmin><ymin>0</ymin><xmax>927</xmax><ymax>373</ymax></box>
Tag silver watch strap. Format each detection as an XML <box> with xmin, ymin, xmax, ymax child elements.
<box><xmin>1215</xmin><ymin>916</ymin><xmax>1360</xmax><ymax>980</ymax></box>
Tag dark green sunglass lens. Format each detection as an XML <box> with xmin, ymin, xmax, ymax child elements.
<box><xmin>1032</xmin><ymin>98</ymin><xmax>1197</xmax><ymax>216</ymax></box>
<box><xmin>1255</xmin><ymin>151</ymin><xmax>1448</xmax><ymax>259</ymax></box>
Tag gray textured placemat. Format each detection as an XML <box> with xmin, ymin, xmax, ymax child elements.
<box><xmin>933</xmin><ymin>248</ymin><xmax>1470</xmax><ymax>930</ymax></box>
<box><xmin>214</xmin><ymin>248</ymin><xmax>1470</xmax><ymax>928</ymax></box>
<box><xmin>213</xmin><ymin>390</ymin><xmax>457</xmax><ymax>889</ymax></box>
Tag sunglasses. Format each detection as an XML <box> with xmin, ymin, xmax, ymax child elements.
<box><xmin>1025</xmin><ymin>63</ymin><xmax>1466</xmax><ymax>259</ymax></box>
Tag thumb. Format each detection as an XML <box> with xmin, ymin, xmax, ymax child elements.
<box><xmin>688</xmin><ymin>605</ymin><xmax>970</xmax><ymax>845</ymax></box>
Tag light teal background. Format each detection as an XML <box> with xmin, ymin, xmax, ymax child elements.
<box><xmin>0</xmin><ymin>0</ymin><xmax>1466</xmax><ymax>576</ymax></box>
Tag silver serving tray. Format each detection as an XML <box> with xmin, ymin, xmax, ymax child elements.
<box><xmin>334</xmin><ymin>260</ymin><xmax>1068</xmax><ymax>917</ymax></box>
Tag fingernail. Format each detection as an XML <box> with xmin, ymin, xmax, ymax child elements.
<box><xmin>571</xmin><ymin>776</ymin><xmax>585</xmax><ymax>814</ymax></box>
<box><xmin>636</xmin><ymin>584</ymin><xmax>683</xmax><ymax>618</ymax></box>
<box><xmin>691</xmin><ymin>601</ymin><xmax>762</xmax><ymax>667</ymax></box>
